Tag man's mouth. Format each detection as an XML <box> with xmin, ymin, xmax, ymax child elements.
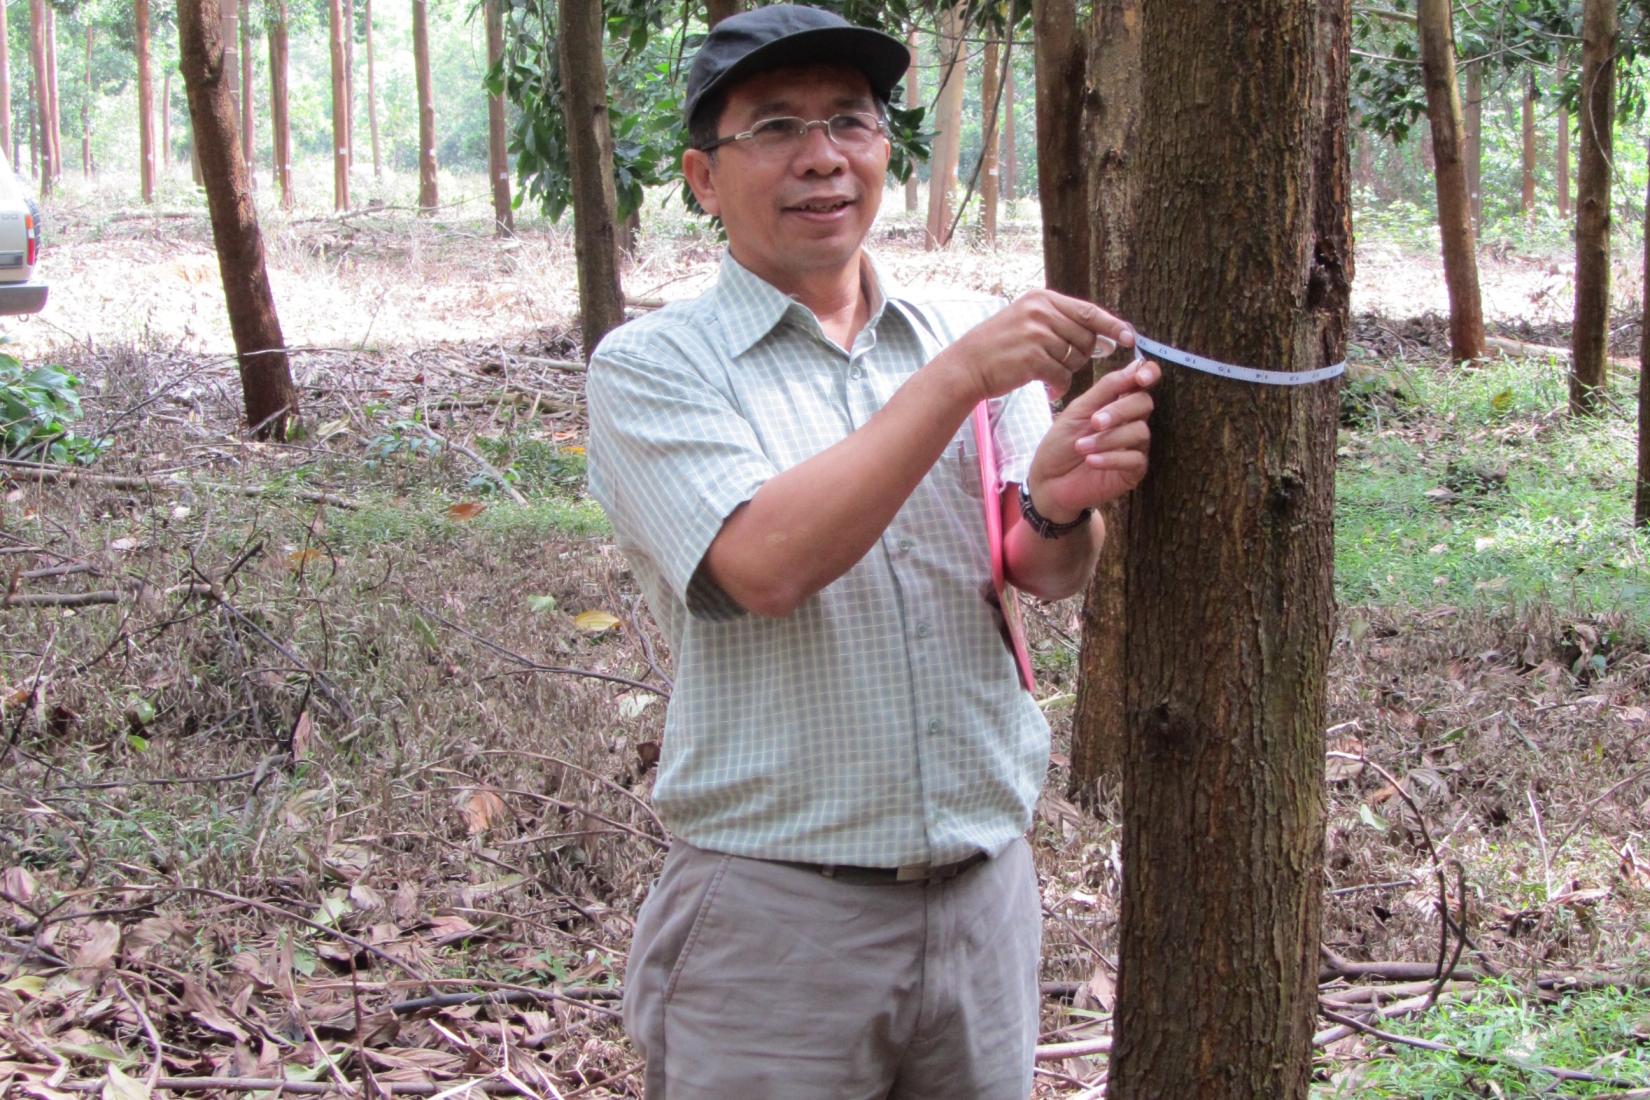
<box><xmin>787</xmin><ymin>197</ymin><xmax>854</xmax><ymax>214</ymax></box>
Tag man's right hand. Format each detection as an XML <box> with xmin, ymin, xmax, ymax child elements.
<box><xmin>939</xmin><ymin>290</ymin><xmax>1137</xmax><ymax>404</ymax></box>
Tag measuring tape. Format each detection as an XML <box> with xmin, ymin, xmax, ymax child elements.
<box><xmin>1133</xmin><ymin>335</ymin><xmax>1346</xmax><ymax>386</ymax></box>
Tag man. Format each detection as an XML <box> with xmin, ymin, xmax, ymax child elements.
<box><xmin>586</xmin><ymin>7</ymin><xmax>1158</xmax><ymax>1096</ymax></box>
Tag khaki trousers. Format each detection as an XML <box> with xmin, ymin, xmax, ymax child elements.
<box><xmin>623</xmin><ymin>838</ymin><xmax>1041</xmax><ymax>1100</ymax></box>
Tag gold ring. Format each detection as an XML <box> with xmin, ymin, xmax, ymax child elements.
<box><xmin>1061</xmin><ymin>342</ymin><xmax>1075</xmax><ymax>367</ymax></box>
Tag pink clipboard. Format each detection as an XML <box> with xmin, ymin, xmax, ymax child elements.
<box><xmin>972</xmin><ymin>402</ymin><xmax>1037</xmax><ymax>692</ymax></box>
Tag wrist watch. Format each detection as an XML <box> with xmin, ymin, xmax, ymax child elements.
<box><xmin>1018</xmin><ymin>483</ymin><xmax>1092</xmax><ymax>539</ymax></box>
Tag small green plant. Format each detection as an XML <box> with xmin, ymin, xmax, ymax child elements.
<box><xmin>364</xmin><ymin>419</ymin><xmax>442</xmax><ymax>470</ymax></box>
<box><xmin>0</xmin><ymin>354</ymin><xmax>107</xmax><ymax>464</ymax></box>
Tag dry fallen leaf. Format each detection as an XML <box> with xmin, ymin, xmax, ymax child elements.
<box><xmin>574</xmin><ymin>610</ymin><xmax>622</xmax><ymax>634</ymax></box>
<box><xmin>287</xmin><ymin>548</ymin><xmax>322</xmax><ymax>571</ymax></box>
<box><xmin>447</xmin><ymin>502</ymin><xmax>487</xmax><ymax>521</ymax></box>
<box><xmin>103</xmin><ymin>1065</ymin><xmax>151</xmax><ymax>1100</ymax></box>
<box><xmin>70</xmin><ymin>921</ymin><xmax>119</xmax><ymax>970</ymax></box>
<box><xmin>458</xmin><ymin>788</ymin><xmax>509</xmax><ymax>836</ymax></box>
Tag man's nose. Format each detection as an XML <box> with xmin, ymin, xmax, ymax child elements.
<box><xmin>792</xmin><ymin>123</ymin><xmax>848</xmax><ymax>172</ymax></box>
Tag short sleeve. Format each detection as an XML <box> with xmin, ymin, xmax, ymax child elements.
<box><xmin>992</xmin><ymin>381</ymin><xmax>1054</xmax><ymax>486</ymax></box>
<box><xmin>586</xmin><ymin>340</ymin><xmax>775</xmax><ymax>617</ymax></box>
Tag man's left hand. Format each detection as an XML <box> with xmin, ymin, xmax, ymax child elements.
<box><xmin>1024</xmin><ymin>358</ymin><xmax>1160</xmax><ymax>522</ymax></box>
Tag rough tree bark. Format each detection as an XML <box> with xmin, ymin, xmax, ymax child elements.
<box><xmin>240</xmin><ymin>0</ymin><xmax>254</xmax><ymax>183</ymax></box>
<box><xmin>221</xmin><ymin>2</ymin><xmax>239</xmax><ymax>147</ymax></box>
<box><xmin>0</xmin><ymin>0</ymin><xmax>10</xmax><ymax>166</ymax></box>
<box><xmin>904</xmin><ymin>27</ymin><xmax>918</xmax><ymax>214</ymax></box>
<box><xmin>1463</xmin><ymin>60</ymin><xmax>1482</xmax><ymax>229</ymax></box>
<box><xmin>1417</xmin><ymin>0</ymin><xmax>1483</xmax><ymax>361</ymax></box>
<box><xmin>980</xmin><ymin>36</ymin><xmax>1001</xmax><ymax>245</ymax></box>
<box><xmin>1033</xmin><ymin>0</ymin><xmax>1090</xmax><ymax>295</ymax></box>
<box><xmin>1557</xmin><ymin>53</ymin><xmax>1570</xmax><ymax>218</ymax></box>
<box><xmin>366</xmin><ymin>0</ymin><xmax>381</xmax><ymax>179</ymax></box>
<box><xmin>1107</xmin><ymin>0</ymin><xmax>1348</xmax><ymax>1094</ymax></box>
<box><xmin>1070</xmin><ymin>0</ymin><xmax>1141</xmax><ymax>801</ymax></box>
<box><xmin>484</xmin><ymin>0</ymin><xmax>513</xmax><ymax>235</ymax></box>
<box><xmin>269</xmin><ymin>0</ymin><xmax>294</xmax><ymax>209</ymax></box>
<box><xmin>137</xmin><ymin>0</ymin><xmax>156</xmax><ymax>202</ymax></box>
<box><xmin>328</xmin><ymin>0</ymin><xmax>350</xmax><ymax>210</ymax></box>
<box><xmin>177</xmin><ymin>0</ymin><xmax>299</xmax><ymax>442</ymax></box>
<box><xmin>412</xmin><ymin>0</ymin><xmax>438</xmax><ymax>213</ymax></box>
<box><xmin>705</xmin><ymin>0</ymin><xmax>740</xmax><ymax>25</ymax></box>
<box><xmin>924</xmin><ymin>5</ymin><xmax>965</xmax><ymax>250</ymax></box>
<box><xmin>557</xmin><ymin>0</ymin><xmax>625</xmax><ymax>358</ymax></box>
<box><xmin>1571</xmin><ymin>0</ymin><xmax>1614</xmax><ymax>417</ymax></box>
<box><xmin>1521</xmin><ymin>72</ymin><xmax>1536</xmax><ymax>219</ymax></box>
<box><xmin>27</xmin><ymin>1</ymin><xmax>53</xmax><ymax>195</ymax></box>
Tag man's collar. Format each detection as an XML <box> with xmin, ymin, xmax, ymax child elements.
<box><xmin>712</xmin><ymin>251</ymin><xmax>902</xmax><ymax>357</ymax></box>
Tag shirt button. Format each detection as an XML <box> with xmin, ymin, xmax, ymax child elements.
<box><xmin>916</xmin><ymin>622</ymin><xmax>932</xmax><ymax>639</ymax></box>
<box><xmin>897</xmin><ymin>537</ymin><xmax>914</xmax><ymax>552</ymax></box>
<box><xmin>927</xmin><ymin>718</ymin><xmax>941</xmax><ymax>735</ymax></box>
<box><xmin>849</xmin><ymin>365</ymin><xmax>865</xmax><ymax>380</ymax></box>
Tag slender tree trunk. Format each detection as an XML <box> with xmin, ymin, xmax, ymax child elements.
<box><xmin>1108</xmin><ymin>0</ymin><xmax>1346</xmax><ymax>1092</ymax></box>
<box><xmin>1521</xmin><ymin>72</ymin><xmax>1536</xmax><ymax>219</ymax></box>
<box><xmin>80</xmin><ymin>23</ymin><xmax>92</xmax><ymax>176</ymax></box>
<box><xmin>1463</xmin><ymin>60</ymin><xmax>1482</xmax><ymax>229</ymax></box>
<box><xmin>28</xmin><ymin>85</ymin><xmax>36</xmax><ymax>179</ymax></box>
<box><xmin>1639</xmin><ymin>132</ymin><xmax>1650</xmax><ymax>528</ymax></box>
<box><xmin>163</xmin><ymin>69</ymin><xmax>173</xmax><ymax>176</ymax></box>
<box><xmin>1002</xmin><ymin>62</ymin><xmax>1015</xmax><ymax>202</ymax></box>
<box><xmin>28</xmin><ymin>1</ymin><xmax>52</xmax><ymax>195</ymax></box>
<box><xmin>220</xmin><ymin>2</ymin><xmax>238</xmax><ymax>148</ymax></box>
<box><xmin>980</xmin><ymin>37</ymin><xmax>1001</xmax><ymax>245</ymax></box>
<box><xmin>1572</xmin><ymin>0</ymin><xmax>1614</xmax><ymax>416</ymax></box>
<box><xmin>1557</xmin><ymin>53</ymin><xmax>1570</xmax><ymax>218</ymax></box>
<box><xmin>269</xmin><ymin>0</ymin><xmax>293</xmax><ymax>209</ymax></box>
<box><xmin>1070</xmin><ymin>0</ymin><xmax>1142</xmax><ymax>802</ymax></box>
<box><xmin>924</xmin><ymin>5</ymin><xmax>965</xmax><ymax>249</ymax></box>
<box><xmin>1417</xmin><ymin>0</ymin><xmax>1484</xmax><ymax>361</ymax></box>
<box><xmin>177</xmin><ymin>0</ymin><xmax>299</xmax><ymax>442</ymax></box>
<box><xmin>240</xmin><ymin>0</ymin><xmax>254</xmax><ymax>184</ymax></box>
<box><xmin>365</xmin><ymin>0</ymin><xmax>380</xmax><ymax>180</ymax></box>
<box><xmin>484</xmin><ymin>0</ymin><xmax>513</xmax><ymax>235</ymax></box>
<box><xmin>558</xmin><ymin>0</ymin><xmax>625</xmax><ymax>357</ymax></box>
<box><xmin>412</xmin><ymin>0</ymin><xmax>438</xmax><ymax>213</ymax></box>
<box><xmin>904</xmin><ymin>27</ymin><xmax>918</xmax><ymax>214</ymax></box>
<box><xmin>328</xmin><ymin>0</ymin><xmax>349</xmax><ymax>211</ymax></box>
<box><xmin>43</xmin><ymin>4</ymin><xmax>58</xmax><ymax>185</ymax></box>
<box><xmin>705</xmin><ymin>0</ymin><xmax>740</xmax><ymax>26</ymax></box>
<box><xmin>1034</xmin><ymin>0</ymin><xmax>1090</xmax><ymax>294</ymax></box>
<box><xmin>137</xmin><ymin>0</ymin><xmax>156</xmax><ymax>202</ymax></box>
<box><xmin>0</xmin><ymin>0</ymin><xmax>11</xmax><ymax>166</ymax></box>
<box><xmin>344</xmin><ymin>0</ymin><xmax>355</xmax><ymax>172</ymax></box>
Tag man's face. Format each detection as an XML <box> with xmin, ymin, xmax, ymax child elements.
<box><xmin>683</xmin><ymin>64</ymin><xmax>890</xmax><ymax>294</ymax></box>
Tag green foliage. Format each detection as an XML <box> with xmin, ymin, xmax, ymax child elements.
<box><xmin>1318</xmin><ymin>982</ymin><xmax>1650</xmax><ymax>1097</ymax></box>
<box><xmin>0</xmin><ymin>355</ymin><xmax>107</xmax><ymax>464</ymax></box>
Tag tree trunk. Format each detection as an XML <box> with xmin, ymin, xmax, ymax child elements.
<box><xmin>1107</xmin><ymin>0</ymin><xmax>1346</xmax><ymax>1092</ymax></box>
<box><xmin>27</xmin><ymin>1</ymin><xmax>52</xmax><ymax>195</ymax></box>
<box><xmin>1571</xmin><ymin>0</ymin><xmax>1614</xmax><ymax>416</ymax></box>
<box><xmin>1069</xmin><ymin>0</ymin><xmax>1141</xmax><ymax>803</ymax></box>
<box><xmin>1639</xmin><ymin>132</ymin><xmax>1650</xmax><ymax>528</ymax></box>
<box><xmin>980</xmin><ymin>37</ymin><xmax>1001</xmax><ymax>245</ymax></box>
<box><xmin>328</xmin><ymin>0</ymin><xmax>349</xmax><ymax>211</ymax></box>
<box><xmin>1521</xmin><ymin>72</ymin><xmax>1536</xmax><ymax>219</ymax></box>
<box><xmin>240</xmin><ymin>0</ymin><xmax>255</xmax><ymax>184</ymax></box>
<box><xmin>43</xmin><ymin>4</ymin><xmax>59</xmax><ymax>186</ymax></box>
<box><xmin>1463</xmin><ymin>60</ymin><xmax>1482</xmax><ymax>229</ymax></box>
<box><xmin>163</xmin><ymin>69</ymin><xmax>172</xmax><ymax>176</ymax></box>
<box><xmin>0</xmin><ymin>0</ymin><xmax>11</xmax><ymax>167</ymax></box>
<box><xmin>924</xmin><ymin>5</ymin><xmax>965</xmax><ymax>249</ymax></box>
<box><xmin>1417</xmin><ymin>0</ymin><xmax>1484</xmax><ymax>361</ymax></box>
<box><xmin>365</xmin><ymin>0</ymin><xmax>381</xmax><ymax>179</ymax></box>
<box><xmin>80</xmin><ymin>23</ymin><xmax>92</xmax><ymax>176</ymax></box>
<box><xmin>413</xmin><ymin>0</ymin><xmax>438</xmax><ymax>213</ymax></box>
<box><xmin>220</xmin><ymin>2</ymin><xmax>239</xmax><ymax>150</ymax></box>
<box><xmin>1034</xmin><ymin>0</ymin><xmax>1090</xmax><ymax>294</ymax></box>
<box><xmin>344</xmin><ymin>0</ymin><xmax>355</xmax><ymax>172</ymax></box>
<box><xmin>269</xmin><ymin>0</ymin><xmax>293</xmax><ymax>209</ymax></box>
<box><xmin>1002</xmin><ymin>62</ymin><xmax>1015</xmax><ymax>203</ymax></box>
<box><xmin>705</xmin><ymin>0</ymin><xmax>740</xmax><ymax>26</ymax></box>
<box><xmin>177</xmin><ymin>0</ymin><xmax>299</xmax><ymax>442</ymax></box>
<box><xmin>557</xmin><ymin>0</ymin><xmax>625</xmax><ymax>358</ymax></box>
<box><xmin>484</xmin><ymin>0</ymin><xmax>513</xmax><ymax>235</ymax></box>
<box><xmin>137</xmin><ymin>0</ymin><xmax>156</xmax><ymax>202</ymax></box>
<box><xmin>1557</xmin><ymin>53</ymin><xmax>1570</xmax><ymax>218</ymax></box>
<box><xmin>904</xmin><ymin>27</ymin><xmax>918</xmax><ymax>214</ymax></box>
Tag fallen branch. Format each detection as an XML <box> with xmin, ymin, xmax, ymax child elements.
<box><xmin>51</xmin><ymin>1077</ymin><xmax>534</xmax><ymax>1096</ymax></box>
<box><xmin>0</xmin><ymin>458</ymin><xmax>360</xmax><ymax>509</ymax></box>
<box><xmin>1035</xmin><ymin>1036</ymin><xmax>1111</xmax><ymax>1062</ymax></box>
<box><xmin>1485</xmin><ymin>333</ymin><xmax>1638</xmax><ymax>371</ymax></box>
<box><xmin>1</xmin><ymin>582</ymin><xmax>214</xmax><ymax>610</ymax></box>
<box><xmin>413</xmin><ymin>424</ymin><xmax>528</xmax><ymax>505</ymax></box>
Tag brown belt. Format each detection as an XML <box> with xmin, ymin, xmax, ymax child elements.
<box><xmin>775</xmin><ymin>850</ymin><xmax>989</xmax><ymax>886</ymax></box>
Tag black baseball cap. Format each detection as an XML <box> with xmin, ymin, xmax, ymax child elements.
<box><xmin>682</xmin><ymin>5</ymin><xmax>910</xmax><ymax>130</ymax></box>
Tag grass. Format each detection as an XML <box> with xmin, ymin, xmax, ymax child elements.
<box><xmin>1336</xmin><ymin>353</ymin><xmax>1650</xmax><ymax>625</ymax></box>
<box><xmin>1319</xmin><ymin>982</ymin><xmax>1650</xmax><ymax>1098</ymax></box>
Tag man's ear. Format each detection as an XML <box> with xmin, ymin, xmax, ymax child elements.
<box><xmin>682</xmin><ymin>149</ymin><xmax>721</xmax><ymax>217</ymax></box>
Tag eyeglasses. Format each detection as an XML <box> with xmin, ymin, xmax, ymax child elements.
<box><xmin>699</xmin><ymin>113</ymin><xmax>888</xmax><ymax>156</ymax></box>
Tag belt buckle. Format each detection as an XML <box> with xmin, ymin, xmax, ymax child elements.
<box><xmin>894</xmin><ymin>862</ymin><xmax>933</xmax><ymax>883</ymax></box>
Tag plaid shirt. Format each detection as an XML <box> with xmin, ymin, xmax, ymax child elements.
<box><xmin>586</xmin><ymin>252</ymin><xmax>1053</xmax><ymax>867</ymax></box>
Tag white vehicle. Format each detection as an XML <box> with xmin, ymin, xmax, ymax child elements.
<box><xmin>0</xmin><ymin>150</ymin><xmax>46</xmax><ymax>316</ymax></box>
